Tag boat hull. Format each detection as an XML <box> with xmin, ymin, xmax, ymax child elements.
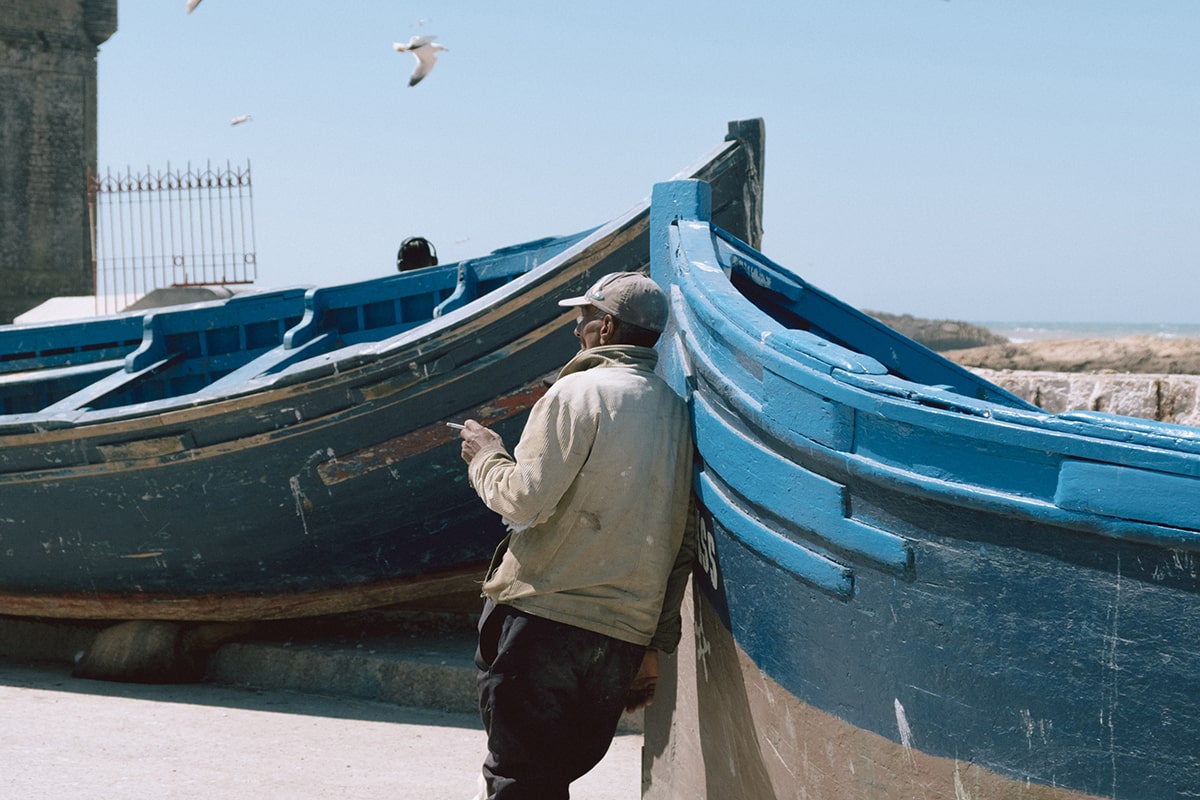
<box><xmin>645</xmin><ymin>491</ymin><xmax>1199</xmax><ymax>799</ymax></box>
<box><xmin>644</xmin><ymin>179</ymin><xmax>1200</xmax><ymax>799</ymax></box>
<box><xmin>647</xmin><ymin>582</ymin><xmax>1160</xmax><ymax>800</ymax></box>
<box><xmin>0</xmin><ymin>121</ymin><xmax>765</xmax><ymax>621</ymax></box>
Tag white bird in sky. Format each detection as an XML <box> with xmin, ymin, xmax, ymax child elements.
<box><xmin>185</xmin><ymin>0</ymin><xmax>202</xmax><ymax>13</ymax></box>
<box><xmin>392</xmin><ymin>35</ymin><xmax>447</xmax><ymax>87</ymax></box>
<box><xmin>230</xmin><ymin>114</ymin><xmax>253</xmax><ymax>126</ymax></box>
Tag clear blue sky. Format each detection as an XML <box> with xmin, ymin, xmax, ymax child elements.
<box><xmin>97</xmin><ymin>1</ymin><xmax>1198</xmax><ymax>324</ymax></box>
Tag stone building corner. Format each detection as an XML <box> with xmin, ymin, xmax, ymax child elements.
<box><xmin>0</xmin><ymin>0</ymin><xmax>118</xmax><ymax>323</ymax></box>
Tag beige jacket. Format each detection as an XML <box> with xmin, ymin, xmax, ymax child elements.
<box><xmin>467</xmin><ymin>344</ymin><xmax>694</xmax><ymax>649</ymax></box>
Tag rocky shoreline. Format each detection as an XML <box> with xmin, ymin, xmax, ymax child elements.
<box><xmin>868</xmin><ymin>311</ymin><xmax>1200</xmax><ymax>375</ymax></box>
<box><xmin>866</xmin><ymin>310</ymin><xmax>1008</xmax><ymax>352</ymax></box>
<box><xmin>869</xmin><ymin>312</ymin><xmax>1200</xmax><ymax>426</ymax></box>
<box><xmin>944</xmin><ymin>335</ymin><xmax>1200</xmax><ymax>375</ymax></box>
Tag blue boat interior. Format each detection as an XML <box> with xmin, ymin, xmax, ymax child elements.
<box><xmin>702</xmin><ymin>221</ymin><xmax>1200</xmax><ymax>459</ymax></box>
<box><xmin>711</xmin><ymin>229</ymin><xmax>1038</xmax><ymax>411</ymax></box>
<box><xmin>0</xmin><ymin>229</ymin><xmax>591</xmax><ymax>416</ymax></box>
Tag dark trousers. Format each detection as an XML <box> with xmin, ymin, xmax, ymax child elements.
<box><xmin>475</xmin><ymin>601</ymin><xmax>645</xmax><ymax>799</ymax></box>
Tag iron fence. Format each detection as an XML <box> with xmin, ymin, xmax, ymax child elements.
<box><xmin>87</xmin><ymin>160</ymin><xmax>257</xmax><ymax>314</ymax></box>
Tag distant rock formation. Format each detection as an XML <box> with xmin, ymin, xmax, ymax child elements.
<box><xmin>866</xmin><ymin>311</ymin><xmax>1008</xmax><ymax>352</ymax></box>
<box><xmin>945</xmin><ymin>335</ymin><xmax>1200</xmax><ymax>375</ymax></box>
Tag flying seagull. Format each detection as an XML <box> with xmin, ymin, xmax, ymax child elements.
<box><xmin>230</xmin><ymin>114</ymin><xmax>253</xmax><ymax>126</ymax></box>
<box><xmin>392</xmin><ymin>35</ymin><xmax>447</xmax><ymax>87</ymax></box>
<box><xmin>186</xmin><ymin>0</ymin><xmax>202</xmax><ymax>12</ymax></box>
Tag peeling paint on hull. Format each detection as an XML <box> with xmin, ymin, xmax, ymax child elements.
<box><xmin>647</xmin><ymin>583</ymin><xmax>1128</xmax><ymax>800</ymax></box>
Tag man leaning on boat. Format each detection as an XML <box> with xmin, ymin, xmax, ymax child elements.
<box><xmin>455</xmin><ymin>271</ymin><xmax>696</xmax><ymax>799</ymax></box>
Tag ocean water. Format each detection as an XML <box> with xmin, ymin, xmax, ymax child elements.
<box><xmin>973</xmin><ymin>321</ymin><xmax>1200</xmax><ymax>344</ymax></box>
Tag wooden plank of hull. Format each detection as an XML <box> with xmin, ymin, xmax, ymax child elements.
<box><xmin>0</xmin><ymin>369</ymin><xmax>549</xmax><ymax>603</ymax></box>
<box><xmin>0</xmin><ymin>564</ymin><xmax>484</xmax><ymax>621</ymax></box>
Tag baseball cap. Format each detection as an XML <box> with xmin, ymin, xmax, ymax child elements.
<box><xmin>558</xmin><ymin>272</ymin><xmax>669</xmax><ymax>333</ymax></box>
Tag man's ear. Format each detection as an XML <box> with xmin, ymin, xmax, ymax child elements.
<box><xmin>598</xmin><ymin>314</ymin><xmax>618</xmax><ymax>345</ymax></box>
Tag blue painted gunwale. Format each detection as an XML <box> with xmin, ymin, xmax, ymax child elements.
<box><xmin>0</xmin><ymin>121</ymin><xmax>764</xmax><ymax>622</ymax></box>
<box><xmin>647</xmin><ymin>179</ymin><xmax>1200</xmax><ymax>799</ymax></box>
<box><xmin>0</xmin><ymin>233</ymin><xmax>584</xmax><ymax>422</ymax></box>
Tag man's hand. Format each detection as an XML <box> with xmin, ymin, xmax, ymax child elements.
<box><xmin>625</xmin><ymin>649</ymin><xmax>659</xmax><ymax>712</ymax></box>
<box><xmin>458</xmin><ymin>418</ymin><xmax>503</xmax><ymax>464</ymax></box>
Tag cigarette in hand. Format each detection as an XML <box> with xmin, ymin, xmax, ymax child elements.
<box><xmin>446</xmin><ymin>422</ymin><xmax>466</xmax><ymax>430</ymax></box>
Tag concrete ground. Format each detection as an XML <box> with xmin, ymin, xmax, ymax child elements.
<box><xmin>0</xmin><ymin>609</ymin><xmax>642</xmax><ymax>800</ymax></box>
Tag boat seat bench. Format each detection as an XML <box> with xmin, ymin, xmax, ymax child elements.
<box><xmin>0</xmin><ymin>358</ymin><xmax>127</xmax><ymax>415</ymax></box>
<box><xmin>432</xmin><ymin>233</ymin><xmax>590</xmax><ymax>317</ymax></box>
<box><xmin>283</xmin><ymin>266</ymin><xmax>461</xmax><ymax>351</ymax></box>
<box><xmin>0</xmin><ymin>316</ymin><xmax>145</xmax><ymax>376</ymax></box>
<box><xmin>27</xmin><ymin>290</ymin><xmax>306</xmax><ymax>412</ymax></box>
<box><xmin>0</xmin><ymin>233</ymin><xmax>586</xmax><ymax>415</ymax></box>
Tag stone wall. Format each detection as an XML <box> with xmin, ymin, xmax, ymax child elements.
<box><xmin>0</xmin><ymin>0</ymin><xmax>116</xmax><ymax>324</ymax></box>
<box><xmin>972</xmin><ymin>368</ymin><xmax>1200</xmax><ymax>429</ymax></box>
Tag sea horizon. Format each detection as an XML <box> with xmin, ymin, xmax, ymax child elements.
<box><xmin>971</xmin><ymin>321</ymin><xmax>1200</xmax><ymax>344</ymax></box>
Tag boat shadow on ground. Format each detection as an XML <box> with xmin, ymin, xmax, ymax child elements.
<box><xmin>0</xmin><ymin>603</ymin><xmax>487</xmax><ymax>727</ymax></box>
<box><xmin>0</xmin><ymin>655</ymin><xmax>484</xmax><ymax>728</ymax></box>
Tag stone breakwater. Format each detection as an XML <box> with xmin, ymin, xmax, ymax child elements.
<box><xmin>860</xmin><ymin>312</ymin><xmax>1200</xmax><ymax>427</ymax></box>
<box><xmin>969</xmin><ymin>368</ymin><xmax>1200</xmax><ymax>428</ymax></box>
<box><xmin>940</xmin><ymin>335</ymin><xmax>1200</xmax><ymax>428</ymax></box>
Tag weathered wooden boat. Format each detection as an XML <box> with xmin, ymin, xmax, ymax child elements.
<box><xmin>0</xmin><ymin>120</ymin><xmax>763</xmax><ymax>622</ymax></box>
<box><xmin>644</xmin><ymin>179</ymin><xmax>1200</xmax><ymax>800</ymax></box>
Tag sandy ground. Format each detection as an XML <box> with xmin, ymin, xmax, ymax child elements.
<box><xmin>945</xmin><ymin>335</ymin><xmax>1200</xmax><ymax>374</ymax></box>
<box><xmin>0</xmin><ymin>658</ymin><xmax>640</xmax><ymax>800</ymax></box>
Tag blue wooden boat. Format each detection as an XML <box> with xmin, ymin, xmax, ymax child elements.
<box><xmin>0</xmin><ymin>121</ymin><xmax>763</xmax><ymax>622</ymax></box>
<box><xmin>644</xmin><ymin>179</ymin><xmax>1200</xmax><ymax>800</ymax></box>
